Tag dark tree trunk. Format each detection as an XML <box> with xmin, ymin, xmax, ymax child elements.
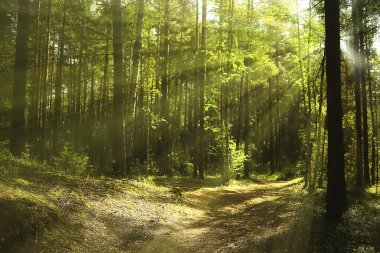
<box><xmin>11</xmin><ymin>0</ymin><xmax>30</xmax><ymax>156</ymax></box>
<box><xmin>325</xmin><ymin>0</ymin><xmax>346</xmax><ymax>221</ymax></box>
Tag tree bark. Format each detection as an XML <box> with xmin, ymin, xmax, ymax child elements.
<box><xmin>53</xmin><ymin>0</ymin><xmax>67</xmax><ymax>153</ymax></box>
<box><xmin>158</xmin><ymin>0</ymin><xmax>171</xmax><ymax>176</ymax></box>
<box><xmin>352</xmin><ymin>0</ymin><xmax>364</xmax><ymax>187</ymax></box>
<box><xmin>11</xmin><ymin>0</ymin><xmax>30</xmax><ymax>156</ymax></box>
<box><xmin>325</xmin><ymin>0</ymin><xmax>346</xmax><ymax>221</ymax></box>
<box><xmin>359</xmin><ymin>10</ymin><xmax>370</xmax><ymax>184</ymax></box>
<box><xmin>112</xmin><ymin>0</ymin><xmax>127</xmax><ymax>176</ymax></box>
<box><xmin>198</xmin><ymin>0</ymin><xmax>207</xmax><ymax>179</ymax></box>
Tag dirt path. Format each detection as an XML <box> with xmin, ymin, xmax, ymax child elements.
<box><xmin>135</xmin><ymin>179</ymin><xmax>318</xmax><ymax>253</ymax></box>
<box><xmin>2</xmin><ymin>170</ymin><xmax>321</xmax><ymax>253</ymax></box>
<box><xmin>2</xmin><ymin>163</ymin><xmax>379</xmax><ymax>253</ymax></box>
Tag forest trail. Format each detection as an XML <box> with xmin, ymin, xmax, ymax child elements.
<box><xmin>136</xmin><ymin>179</ymin><xmax>316</xmax><ymax>253</ymax></box>
<box><xmin>2</xmin><ymin>166</ymin><xmax>322</xmax><ymax>253</ymax></box>
<box><xmin>2</xmin><ymin>166</ymin><xmax>379</xmax><ymax>253</ymax></box>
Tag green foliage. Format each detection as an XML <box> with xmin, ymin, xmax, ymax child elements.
<box><xmin>229</xmin><ymin>141</ymin><xmax>246</xmax><ymax>176</ymax></box>
<box><xmin>52</xmin><ymin>144</ymin><xmax>89</xmax><ymax>175</ymax></box>
<box><xmin>276</xmin><ymin>165</ymin><xmax>299</xmax><ymax>180</ymax></box>
<box><xmin>0</xmin><ymin>141</ymin><xmax>11</xmax><ymax>160</ymax></box>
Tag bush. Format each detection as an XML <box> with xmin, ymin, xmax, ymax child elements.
<box><xmin>277</xmin><ymin>166</ymin><xmax>298</xmax><ymax>180</ymax></box>
<box><xmin>178</xmin><ymin>162</ymin><xmax>193</xmax><ymax>176</ymax></box>
<box><xmin>0</xmin><ymin>141</ymin><xmax>12</xmax><ymax>160</ymax></box>
<box><xmin>53</xmin><ymin>144</ymin><xmax>89</xmax><ymax>175</ymax></box>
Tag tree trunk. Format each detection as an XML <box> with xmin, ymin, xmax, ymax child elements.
<box><xmin>192</xmin><ymin>0</ymin><xmax>199</xmax><ymax>179</ymax></box>
<box><xmin>198</xmin><ymin>0</ymin><xmax>207</xmax><ymax>179</ymax></box>
<box><xmin>159</xmin><ymin>0</ymin><xmax>170</xmax><ymax>176</ymax></box>
<box><xmin>126</xmin><ymin>0</ymin><xmax>145</xmax><ymax>164</ymax></box>
<box><xmin>112</xmin><ymin>0</ymin><xmax>127</xmax><ymax>176</ymax></box>
<box><xmin>359</xmin><ymin>12</ymin><xmax>369</xmax><ymax>184</ymax></box>
<box><xmin>269</xmin><ymin>78</ymin><xmax>275</xmax><ymax>174</ymax></box>
<box><xmin>11</xmin><ymin>0</ymin><xmax>30</xmax><ymax>156</ymax></box>
<box><xmin>352</xmin><ymin>0</ymin><xmax>364</xmax><ymax>187</ymax></box>
<box><xmin>53</xmin><ymin>0</ymin><xmax>67</xmax><ymax>153</ymax></box>
<box><xmin>40</xmin><ymin>0</ymin><xmax>52</xmax><ymax>158</ymax></box>
<box><xmin>367</xmin><ymin>47</ymin><xmax>376</xmax><ymax>185</ymax></box>
<box><xmin>312</xmin><ymin>53</ymin><xmax>326</xmax><ymax>189</ymax></box>
<box><xmin>325</xmin><ymin>0</ymin><xmax>346</xmax><ymax>221</ymax></box>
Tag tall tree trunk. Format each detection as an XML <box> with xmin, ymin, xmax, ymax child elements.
<box><xmin>359</xmin><ymin>10</ymin><xmax>370</xmax><ymax>184</ymax></box>
<box><xmin>236</xmin><ymin>74</ymin><xmax>243</xmax><ymax>149</ymax></box>
<box><xmin>130</xmin><ymin>0</ymin><xmax>145</xmax><ymax>167</ymax></box>
<box><xmin>243</xmin><ymin>67</ymin><xmax>250</xmax><ymax>178</ymax></box>
<box><xmin>269</xmin><ymin>78</ymin><xmax>275</xmax><ymax>174</ymax></box>
<box><xmin>296</xmin><ymin>0</ymin><xmax>306</xmax><ymax>113</ymax></box>
<box><xmin>30</xmin><ymin>0</ymin><xmax>41</xmax><ymax>150</ymax></box>
<box><xmin>198</xmin><ymin>0</ymin><xmax>207</xmax><ymax>179</ymax></box>
<box><xmin>312</xmin><ymin>53</ymin><xmax>326</xmax><ymax>189</ymax></box>
<box><xmin>11</xmin><ymin>0</ymin><xmax>30</xmax><ymax>156</ymax></box>
<box><xmin>367</xmin><ymin>46</ymin><xmax>376</xmax><ymax>185</ymax></box>
<box><xmin>53</xmin><ymin>0</ymin><xmax>67</xmax><ymax>153</ymax></box>
<box><xmin>159</xmin><ymin>0</ymin><xmax>170</xmax><ymax>176</ymax></box>
<box><xmin>192</xmin><ymin>0</ymin><xmax>200</xmax><ymax>179</ymax></box>
<box><xmin>325</xmin><ymin>0</ymin><xmax>346</xmax><ymax>221</ymax></box>
<box><xmin>41</xmin><ymin>0</ymin><xmax>52</xmax><ymax>158</ymax></box>
<box><xmin>102</xmin><ymin>23</ymin><xmax>110</xmax><ymax>122</ymax></box>
<box><xmin>352</xmin><ymin>0</ymin><xmax>364</xmax><ymax>187</ymax></box>
<box><xmin>75</xmin><ymin>45</ymin><xmax>83</xmax><ymax>149</ymax></box>
<box><xmin>112</xmin><ymin>0</ymin><xmax>127</xmax><ymax>176</ymax></box>
<box><xmin>304</xmin><ymin>0</ymin><xmax>313</xmax><ymax>188</ymax></box>
<box><xmin>243</xmin><ymin>0</ymin><xmax>252</xmax><ymax>179</ymax></box>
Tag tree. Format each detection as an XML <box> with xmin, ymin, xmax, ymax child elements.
<box><xmin>325</xmin><ymin>0</ymin><xmax>346</xmax><ymax>221</ymax></box>
<box><xmin>158</xmin><ymin>0</ymin><xmax>170</xmax><ymax>176</ymax></box>
<box><xmin>10</xmin><ymin>0</ymin><xmax>30</xmax><ymax>156</ymax></box>
<box><xmin>112</xmin><ymin>0</ymin><xmax>127</xmax><ymax>176</ymax></box>
<box><xmin>352</xmin><ymin>0</ymin><xmax>364</xmax><ymax>187</ymax></box>
<box><xmin>198</xmin><ymin>0</ymin><xmax>207</xmax><ymax>179</ymax></box>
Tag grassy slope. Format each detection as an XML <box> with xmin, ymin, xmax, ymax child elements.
<box><xmin>0</xmin><ymin>155</ymin><xmax>379</xmax><ymax>252</ymax></box>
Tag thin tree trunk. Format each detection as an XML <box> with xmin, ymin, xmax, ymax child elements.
<box><xmin>159</xmin><ymin>0</ymin><xmax>170</xmax><ymax>176</ymax></box>
<box><xmin>198</xmin><ymin>0</ymin><xmax>207</xmax><ymax>179</ymax></box>
<box><xmin>269</xmin><ymin>78</ymin><xmax>275</xmax><ymax>174</ymax></box>
<box><xmin>359</xmin><ymin>13</ymin><xmax>370</xmax><ymax>184</ymax></box>
<box><xmin>312</xmin><ymin>53</ymin><xmax>326</xmax><ymax>189</ymax></box>
<box><xmin>193</xmin><ymin>0</ymin><xmax>199</xmax><ymax>178</ymax></box>
<box><xmin>112</xmin><ymin>0</ymin><xmax>127</xmax><ymax>176</ymax></box>
<box><xmin>367</xmin><ymin>46</ymin><xmax>376</xmax><ymax>185</ymax></box>
<box><xmin>11</xmin><ymin>0</ymin><xmax>30</xmax><ymax>155</ymax></box>
<box><xmin>129</xmin><ymin>0</ymin><xmax>145</xmax><ymax>167</ymax></box>
<box><xmin>53</xmin><ymin>0</ymin><xmax>67</xmax><ymax>153</ymax></box>
<box><xmin>352</xmin><ymin>0</ymin><xmax>364</xmax><ymax>187</ymax></box>
<box><xmin>40</xmin><ymin>0</ymin><xmax>52</xmax><ymax>158</ymax></box>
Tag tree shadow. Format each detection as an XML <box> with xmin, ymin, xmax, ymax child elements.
<box><xmin>0</xmin><ymin>198</ymin><xmax>60</xmax><ymax>253</ymax></box>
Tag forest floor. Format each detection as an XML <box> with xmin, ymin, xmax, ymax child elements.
<box><xmin>0</xmin><ymin>157</ymin><xmax>379</xmax><ymax>253</ymax></box>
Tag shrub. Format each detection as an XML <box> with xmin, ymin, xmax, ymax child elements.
<box><xmin>53</xmin><ymin>144</ymin><xmax>89</xmax><ymax>175</ymax></box>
